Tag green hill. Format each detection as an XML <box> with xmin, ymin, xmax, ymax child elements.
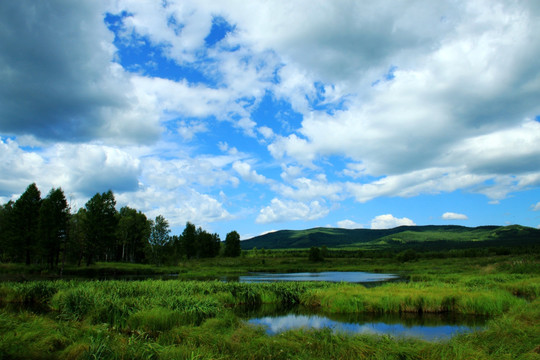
<box><xmin>240</xmin><ymin>225</ymin><xmax>539</xmax><ymax>251</ymax></box>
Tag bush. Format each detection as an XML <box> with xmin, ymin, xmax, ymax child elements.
<box><xmin>308</xmin><ymin>247</ymin><xmax>324</xmax><ymax>262</ymax></box>
<box><xmin>396</xmin><ymin>249</ymin><xmax>418</xmax><ymax>262</ymax></box>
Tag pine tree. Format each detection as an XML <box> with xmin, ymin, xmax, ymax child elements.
<box><xmin>224</xmin><ymin>230</ymin><xmax>241</xmax><ymax>257</ymax></box>
<box><xmin>38</xmin><ymin>188</ymin><xmax>69</xmax><ymax>269</ymax></box>
<box><xmin>13</xmin><ymin>183</ymin><xmax>41</xmax><ymax>264</ymax></box>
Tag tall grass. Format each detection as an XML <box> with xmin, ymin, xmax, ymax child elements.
<box><xmin>1</xmin><ymin>254</ymin><xmax>539</xmax><ymax>359</ymax></box>
<box><xmin>301</xmin><ymin>281</ymin><xmax>525</xmax><ymax>315</ymax></box>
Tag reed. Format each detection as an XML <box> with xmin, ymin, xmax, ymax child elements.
<box><xmin>301</xmin><ymin>282</ymin><xmax>524</xmax><ymax>315</ymax></box>
<box><xmin>0</xmin><ymin>253</ymin><xmax>538</xmax><ymax>359</ymax></box>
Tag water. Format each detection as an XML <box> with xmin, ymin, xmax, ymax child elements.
<box><xmin>238</xmin><ymin>271</ymin><xmax>400</xmax><ymax>284</ymax></box>
<box><xmin>240</xmin><ymin>305</ymin><xmax>487</xmax><ymax>341</ymax></box>
<box><xmin>2</xmin><ymin>271</ymin><xmax>400</xmax><ymax>285</ymax></box>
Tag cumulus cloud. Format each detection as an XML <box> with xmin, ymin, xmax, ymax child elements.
<box><xmin>274</xmin><ymin>174</ymin><xmax>344</xmax><ymax>202</ymax></box>
<box><xmin>0</xmin><ymin>138</ymin><xmax>45</xmax><ymax>197</ymax></box>
<box><xmin>442</xmin><ymin>212</ymin><xmax>468</xmax><ymax>220</ymax></box>
<box><xmin>337</xmin><ymin>219</ymin><xmax>363</xmax><ymax>229</ymax></box>
<box><xmin>370</xmin><ymin>214</ymin><xmax>415</xmax><ymax>229</ymax></box>
<box><xmin>2</xmin><ymin>0</ymin><xmax>540</xmax><ymax>233</ymax></box>
<box><xmin>0</xmin><ymin>137</ymin><xmax>237</xmax><ymax>228</ymax></box>
<box><xmin>232</xmin><ymin>161</ymin><xmax>268</xmax><ymax>184</ymax></box>
<box><xmin>263</xmin><ymin>1</ymin><xmax>540</xmax><ymax>202</ymax></box>
<box><xmin>0</xmin><ymin>138</ymin><xmax>141</xmax><ymax>199</ymax></box>
<box><xmin>532</xmin><ymin>202</ymin><xmax>540</xmax><ymax>212</ymax></box>
<box><xmin>0</xmin><ymin>1</ymin><xmax>162</xmax><ymax>144</ymax></box>
<box><xmin>256</xmin><ymin>198</ymin><xmax>329</xmax><ymax>223</ymax></box>
<box><xmin>116</xmin><ymin>187</ymin><xmax>231</xmax><ymax>228</ymax></box>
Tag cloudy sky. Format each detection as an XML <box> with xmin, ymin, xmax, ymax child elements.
<box><xmin>1</xmin><ymin>0</ymin><xmax>539</xmax><ymax>238</ymax></box>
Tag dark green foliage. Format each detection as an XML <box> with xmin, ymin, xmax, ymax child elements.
<box><xmin>180</xmin><ymin>222</ymin><xmax>197</xmax><ymax>259</ymax></box>
<box><xmin>224</xmin><ymin>230</ymin><xmax>241</xmax><ymax>257</ymax></box>
<box><xmin>176</xmin><ymin>222</ymin><xmax>221</xmax><ymax>260</ymax></box>
<box><xmin>67</xmin><ymin>208</ymin><xmax>86</xmax><ymax>266</ymax></box>
<box><xmin>308</xmin><ymin>247</ymin><xmax>324</xmax><ymax>262</ymax></box>
<box><xmin>1</xmin><ymin>183</ymin><xmax>237</xmax><ymax>269</ymax></box>
<box><xmin>149</xmin><ymin>215</ymin><xmax>170</xmax><ymax>266</ymax></box>
<box><xmin>116</xmin><ymin>206</ymin><xmax>151</xmax><ymax>263</ymax></box>
<box><xmin>241</xmin><ymin>225</ymin><xmax>540</xmax><ymax>251</ymax></box>
<box><xmin>0</xmin><ymin>201</ymin><xmax>15</xmax><ymax>262</ymax></box>
<box><xmin>38</xmin><ymin>188</ymin><xmax>69</xmax><ymax>269</ymax></box>
<box><xmin>396</xmin><ymin>249</ymin><xmax>418</xmax><ymax>262</ymax></box>
<box><xmin>12</xmin><ymin>183</ymin><xmax>42</xmax><ymax>264</ymax></box>
<box><xmin>83</xmin><ymin>190</ymin><xmax>118</xmax><ymax>265</ymax></box>
<box><xmin>196</xmin><ymin>229</ymin><xmax>220</xmax><ymax>258</ymax></box>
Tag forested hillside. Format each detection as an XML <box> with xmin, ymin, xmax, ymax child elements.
<box><xmin>241</xmin><ymin>225</ymin><xmax>540</xmax><ymax>251</ymax></box>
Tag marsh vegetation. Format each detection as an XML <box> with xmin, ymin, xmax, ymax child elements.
<box><xmin>1</xmin><ymin>252</ymin><xmax>539</xmax><ymax>359</ymax></box>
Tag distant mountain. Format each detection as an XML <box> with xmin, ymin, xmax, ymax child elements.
<box><xmin>240</xmin><ymin>225</ymin><xmax>539</xmax><ymax>250</ymax></box>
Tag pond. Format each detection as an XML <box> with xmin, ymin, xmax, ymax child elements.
<box><xmin>1</xmin><ymin>271</ymin><xmax>401</xmax><ymax>284</ymax></box>
<box><xmin>240</xmin><ymin>305</ymin><xmax>487</xmax><ymax>341</ymax></box>
<box><xmin>238</xmin><ymin>271</ymin><xmax>400</xmax><ymax>284</ymax></box>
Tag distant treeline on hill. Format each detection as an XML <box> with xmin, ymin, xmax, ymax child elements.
<box><xmin>241</xmin><ymin>224</ymin><xmax>540</xmax><ymax>251</ymax></box>
<box><xmin>0</xmin><ymin>183</ymin><xmax>241</xmax><ymax>268</ymax></box>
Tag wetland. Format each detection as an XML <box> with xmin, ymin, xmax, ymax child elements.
<box><xmin>0</xmin><ymin>253</ymin><xmax>539</xmax><ymax>359</ymax></box>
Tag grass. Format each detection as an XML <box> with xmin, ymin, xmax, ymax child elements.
<box><xmin>0</xmin><ymin>253</ymin><xmax>539</xmax><ymax>359</ymax></box>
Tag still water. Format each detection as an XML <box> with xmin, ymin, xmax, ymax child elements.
<box><xmin>0</xmin><ymin>271</ymin><xmax>400</xmax><ymax>283</ymax></box>
<box><xmin>238</xmin><ymin>271</ymin><xmax>399</xmax><ymax>284</ymax></box>
<box><xmin>240</xmin><ymin>305</ymin><xmax>487</xmax><ymax>341</ymax></box>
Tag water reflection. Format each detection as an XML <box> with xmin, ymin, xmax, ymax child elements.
<box><xmin>240</xmin><ymin>304</ymin><xmax>487</xmax><ymax>341</ymax></box>
<box><xmin>1</xmin><ymin>271</ymin><xmax>400</xmax><ymax>285</ymax></box>
<box><xmin>238</xmin><ymin>271</ymin><xmax>399</xmax><ymax>284</ymax></box>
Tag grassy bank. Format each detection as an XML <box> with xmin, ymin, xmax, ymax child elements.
<box><xmin>0</xmin><ymin>254</ymin><xmax>539</xmax><ymax>359</ymax></box>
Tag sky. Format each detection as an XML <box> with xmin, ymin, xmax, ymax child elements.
<box><xmin>1</xmin><ymin>0</ymin><xmax>539</xmax><ymax>239</ymax></box>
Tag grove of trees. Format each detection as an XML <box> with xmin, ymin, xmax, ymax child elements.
<box><xmin>0</xmin><ymin>183</ymin><xmax>241</xmax><ymax>268</ymax></box>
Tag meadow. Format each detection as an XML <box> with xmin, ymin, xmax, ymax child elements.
<box><xmin>0</xmin><ymin>252</ymin><xmax>539</xmax><ymax>359</ymax></box>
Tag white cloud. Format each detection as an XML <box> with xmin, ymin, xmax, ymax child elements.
<box><xmin>232</xmin><ymin>161</ymin><xmax>268</xmax><ymax>184</ymax></box>
<box><xmin>256</xmin><ymin>198</ymin><xmax>329</xmax><ymax>223</ymax></box>
<box><xmin>178</xmin><ymin>120</ymin><xmax>208</xmax><ymax>141</ymax></box>
<box><xmin>2</xmin><ymin>0</ymin><xmax>540</xmax><ymax>233</ymax></box>
<box><xmin>346</xmin><ymin>168</ymin><xmax>486</xmax><ymax>203</ymax></box>
<box><xmin>0</xmin><ymin>137</ymin><xmax>238</xmax><ymax>228</ymax></box>
<box><xmin>261</xmin><ymin>2</ymin><xmax>540</xmax><ymax>203</ymax></box>
<box><xmin>442</xmin><ymin>212</ymin><xmax>468</xmax><ymax>220</ymax></box>
<box><xmin>370</xmin><ymin>214</ymin><xmax>415</xmax><ymax>229</ymax></box>
<box><xmin>258</xmin><ymin>126</ymin><xmax>275</xmax><ymax>140</ymax></box>
<box><xmin>532</xmin><ymin>202</ymin><xmax>540</xmax><ymax>212</ymax></box>
<box><xmin>337</xmin><ymin>219</ymin><xmax>363</xmax><ymax>229</ymax></box>
<box><xmin>274</xmin><ymin>175</ymin><xmax>344</xmax><ymax>202</ymax></box>
<box><xmin>117</xmin><ymin>186</ymin><xmax>231</xmax><ymax>228</ymax></box>
<box><xmin>0</xmin><ymin>138</ymin><xmax>141</xmax><ymax>201</ymax></box>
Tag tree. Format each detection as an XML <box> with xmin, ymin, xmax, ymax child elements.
<box><xmin>224</xmin><ymin>231</ymin><xmax>241</xmax><ymax>257</ymax></box>
<box><xmin>149</xmin><ymin>215</ymin><xmax>170</xmax><ymax>265</ymax></box>
<box><xmin>196</xmin><ymin>228</ymin><xmax>220</xmax><ymax>258</ymax></box>
<box><xmin>38</xmin><ymin>188</ymin><xmax>69</xmax><ymax>269</ymax></box>
<box><xmin>0</xmin><ymin>201</ymin><xmax>15</xmax><ymax>262</ymax></box>
<box><xmin>68</xmin><ymin>208</ymin><xmax>87</xmax><ymax>266</ymax></box>
<box><xmin>13</xmin><ymin>183</ymin><xmax>42</xmax><ymax>264</ymax></box>
<box><xmin>180</xmin><ymin>222</ymin><xmax>197</xmax><ymax>259</ymax></box>
<box><xmin>83</xmin><ymin>190</ymin><xmax>118</xmax><ymax>265</ymax></box>
<box><xmin>117</xmin><ymin>207</ymin><xmax>151</xmax><ymax>263</ymax></box>
<box><xmin>308</xmin><ymin>246</ymin><xmax>324</xmax><ymax>262</ymax></box>
<box><xmin>396</xmin><ymin>249</ymin><xmax>418</xmax><ymax>262</ymax></box>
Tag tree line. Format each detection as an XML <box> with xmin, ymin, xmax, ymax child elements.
<box><xmin>0</xmin><ymin>183</ymin><xmax>241</xmax><ymax>268</ymax></box>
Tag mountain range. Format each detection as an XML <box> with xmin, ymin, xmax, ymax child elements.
<box><xmin>240</xmin><ymin>225</ymin><xmax>540</xmax><ymax>251</ymax></box>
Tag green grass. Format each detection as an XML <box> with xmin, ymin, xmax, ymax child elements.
<box><xmin>0</xmin><ymin>253</ymin><xmax>539</xmax><ymax>359</ymax></box>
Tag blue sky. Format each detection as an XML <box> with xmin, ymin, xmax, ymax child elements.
<box><xmin>1</xmin><ymin>0</ymin><xmax>540</xmax><ymax>239</ymax></box>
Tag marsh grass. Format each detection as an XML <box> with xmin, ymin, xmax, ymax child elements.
<box><xmin>1</xmin><ymin>254</ymin><xmax>539</xmax><ymax>359</ymax></box>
